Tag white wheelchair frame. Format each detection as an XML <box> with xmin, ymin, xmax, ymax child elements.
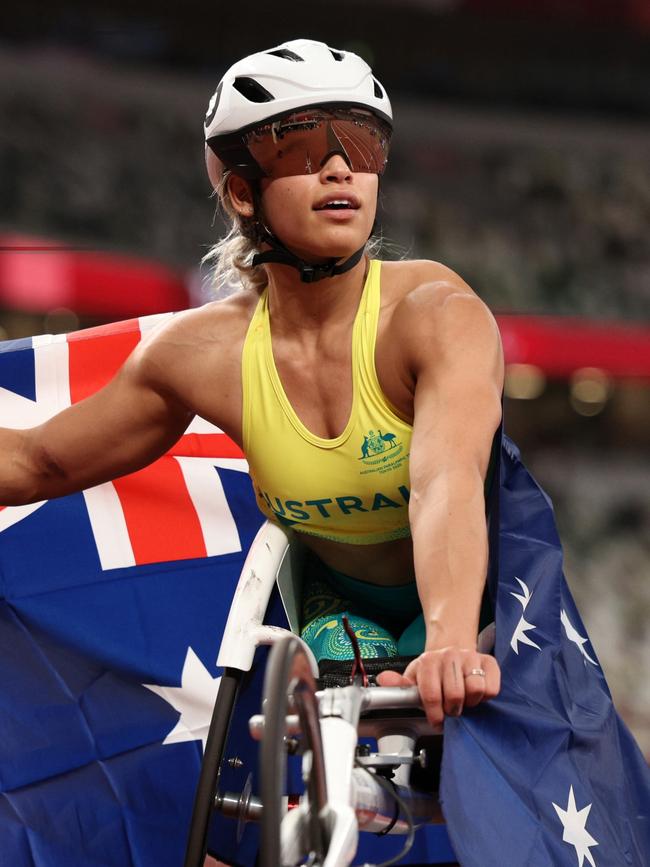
<box><xmin>184</xmin><ymin>521</ymin><xmax>452</xmax><ymax>867</ymax></box>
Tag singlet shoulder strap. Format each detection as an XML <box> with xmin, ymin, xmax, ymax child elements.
<box><xmin>353</xmin><ymin>259</ymin><xmax>381</xmax><ymax>375</ymax></box>
<box><xmin>241</xmin><ymin>289</ymin><xmax>268</xmax><ymax>454</ymax></box>
<box><xmin>353</xmin><ymin>260</ymin><xmax>412</xmax><ymax>424</ymax></box>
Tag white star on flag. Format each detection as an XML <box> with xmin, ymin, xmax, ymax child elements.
<box><xmin>144</xmin><ymin>647</ymin><xmax>221</xmax><ymax>752</ymax></box>
<box><xmin>553</xmin><ymin>785</ymin><xmax>599</xmax><ymax>867</ymax></box>
<box><xmin>510</xmin><ymin>576</ymin><xmax>541</xmax><ymax>654</ymax></box>
<box><xmin>560</xmin><ymin>610</ymin><xmax>597</xmax><ymax>665</ymax></box>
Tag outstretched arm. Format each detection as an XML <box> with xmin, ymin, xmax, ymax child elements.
<box><xmin>378</xmin><ymin>278</ymin><xmax>503</xmax><ymax>726</ymax></box>
<box><xmin>0</xmin><ymin>337</ymin><xmax>194</xmax><ymax>506</ymax></box>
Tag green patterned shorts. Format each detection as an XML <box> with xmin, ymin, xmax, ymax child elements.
<box><xmin>299</xmin><ymin>560</ymin><xmax>426</xmax><ymax>663</ymax></box>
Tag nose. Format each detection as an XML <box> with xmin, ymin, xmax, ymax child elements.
<box><xmin>319</xmin><ymin>152</ymin><xmax>353</xmax><ymax>181</ymax></box>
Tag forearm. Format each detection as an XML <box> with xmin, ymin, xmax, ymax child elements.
<box><xmin>410</xmin><ymin>467</ymin><xmax>489</xmax><ymax>651</ymax></box>
<box><xmin>1</xmin><ymin>403</ymin><xmax>190</xmax><ymax>509</ymax></box>
<box><xmin>0</xmin><ymin>427</ymin><xmax>43</xmax><ymax>506</ymax></box>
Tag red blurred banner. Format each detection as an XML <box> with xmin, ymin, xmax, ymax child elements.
<box><xmin>1</xmin><ymin>234</ymin><xmax>648</xmax><ymax>380</ymax></box>
<box><xmin>0</xmin><ymin>234</ymin><xmax>188</xmax><ymax>318</ymax></box>
<box><xmin>496</xmin><ymin>314</ymin><xmax>650</xmax><ymax>380</ymax></box>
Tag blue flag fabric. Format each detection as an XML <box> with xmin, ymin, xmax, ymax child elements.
<box><xmin>0</xmin><ymin>322</ymin><xmax>265</xmax><ymax>867</ymax></box>
<box><xmin>440</xmin><ymin>435</ymin><xmax>650</xmax><ymax>867</ymax></box>
<box><xmin>1</xmin><ymin>322</ymin><xmax>648</xmax><ymax>866</ymax></box>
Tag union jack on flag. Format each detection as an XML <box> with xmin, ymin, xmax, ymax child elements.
<box><xmin>0</xmin><ymin>316</ymin><xmax>263</xmax><ymax>867</ymax></box>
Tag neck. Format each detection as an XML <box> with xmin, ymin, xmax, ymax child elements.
<box><xmin>264</xmin><ymin>256</ymin><xmax>370</xmax><ymax>333</ymax></box>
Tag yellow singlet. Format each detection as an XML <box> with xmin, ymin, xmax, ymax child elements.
<box><xmin>242</xmin><ymin>260</ymin><xmax>413</xmax><ymax>545</ymax></box>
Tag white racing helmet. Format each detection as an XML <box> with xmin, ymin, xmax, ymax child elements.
<box><xmin>204</xmin><ymin>38</ymin><xmax>392</xmax><ymax>143</ymax></box>
<box><xmin>204</xmin><ymin>39</ymin><xmax>392</xmax><ymax>187</ymax></box>
<box><xmin>203</xmin><ymin>39</ymin><xmax>392</xmax><ymax>282</ymax></box>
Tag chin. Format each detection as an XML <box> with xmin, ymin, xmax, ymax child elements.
<box><xmin>307</xmin><ymin>230</ymin><xmax>371</xmax><ymax>261</ymax></box>
<box><xmin>302</xmin><ymin>244</ymin><xmax>365</xmax><ymax>264</ymax></box>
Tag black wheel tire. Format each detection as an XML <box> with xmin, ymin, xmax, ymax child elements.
<box><xmin>183</xmin><ymin>669</ymin><xmax>241</xmax><ymax>867</ymax></box>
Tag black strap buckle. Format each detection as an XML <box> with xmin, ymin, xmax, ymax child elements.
<box><xmin>299</xmin><ymin>261</ymin><xmax>337</xmax><ymax>283</ymax></box>
<box><xmin>252</xmin><ymin>241</ymin><xmax>366</xmax><ymax>283</ymax></box>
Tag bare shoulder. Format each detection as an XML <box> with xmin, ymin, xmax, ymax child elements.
<box><xmin>379</xmin><ymin>258</ymin><xmax>471</xmax><ymax>297</ymax></box>
<box><xmin>378</xmin><ymin>259</ymin><xmax>503</xmax><ymax>397</ymax></box>
<box><xmin>139</xmin><ymin>290</ymin><xmax>258</xmax><ymax>355</ymax></box>
<box><xmin>381</xmin><ymin>258</ymin><xmax>477</xmax><ymax>307</ymax></box>
<box><xmin>128</xmin><ymin>290</ymin><xmax>259</xmax><ymax>392</ymax></box>
<box><xmin>120</xmin><ymin>288</ymin><xmax>260</xmax><ymax>440</ymax></box>
<box><xmin>384</xmin><ymin>259</ymin><xmax>499</xmax><ymax>350</ymax></box>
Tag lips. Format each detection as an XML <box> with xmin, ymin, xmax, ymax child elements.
<box><xmin>313</xmin><ymin>193</ymin><xmax>360</xmax><ymax>211</ymax></box>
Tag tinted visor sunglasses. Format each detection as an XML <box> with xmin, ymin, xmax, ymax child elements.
<box><xmin>208</xmin><ymin>107</ymin><xmax>392</xmax><ymax>181</ymax></box>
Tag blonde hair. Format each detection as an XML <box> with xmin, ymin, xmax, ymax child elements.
<box><xmin>202</xmin><ymin>170</ymin><xmax>269</xmax><ymax>297</ymax></box>
<box><xmin>202</xmin><ymin>169</ymin><xmax>386</xmax><ymax>299</ymax></box>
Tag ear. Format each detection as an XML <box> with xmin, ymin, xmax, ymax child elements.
<box><xmin>227</xmin><ymin>174</ymin><xmax>256</xmax><ymax>218</ymax></box>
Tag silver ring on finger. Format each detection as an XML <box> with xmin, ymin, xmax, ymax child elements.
<box><xmin>464</xmin><ymin>667</ymin><xmax>486</xmax><ymax>678</ymax></box>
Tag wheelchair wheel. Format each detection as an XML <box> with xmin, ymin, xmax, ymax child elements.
<box><xmin>260</xmin><ymin>636</ymin><xmax>327</xmax><ymax>867</ymax></box>
<box><xmin>183</xmin><ymin>669</ymin><xmax>241</xmax><ymax>867</ymax></box>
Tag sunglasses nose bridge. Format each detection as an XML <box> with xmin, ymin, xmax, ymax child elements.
<box><xmin>319</xmin><ymin>150</ymin><xmax>354</xmax><ymax>177</ymax></box>
<box><xmin>321</xmin><ymin>121</ymin><xmax>351</xmax><ymax>168</ymax></box>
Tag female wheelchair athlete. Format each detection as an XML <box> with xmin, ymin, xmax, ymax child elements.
<box><xmin>183</xmin><ymin>520</ymin><xmax>470</xmax><ymax>867</ymax></box>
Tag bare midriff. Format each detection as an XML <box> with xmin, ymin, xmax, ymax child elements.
<box><xmin>300</xmin><ymin>533</ymin><xmax>416</xmax><ymax>587</ymax></box>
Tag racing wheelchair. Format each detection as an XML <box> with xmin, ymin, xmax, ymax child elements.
<box><xmin>183</xmin><ymin>520</ymin><xmax>461</xmax><ymax>867</ymax></box>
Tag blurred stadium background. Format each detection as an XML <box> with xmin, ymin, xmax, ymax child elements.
<box><xmin>1</xmin><ymin>1</ymin><xmax>649</xmax><ymax>752</ymax></box>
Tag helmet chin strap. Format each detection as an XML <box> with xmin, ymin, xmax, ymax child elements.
<box><xmin>251</xmin><ymin>232</ymin><xmax>366</xmax><ymax>283</ymax></box>
<box><xmin>248</xmin><ymin>184</ymin><xmax>376</xmax><ymax>283</ymax></box>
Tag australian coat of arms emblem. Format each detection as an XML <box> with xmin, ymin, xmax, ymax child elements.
<box><xmin>359</xmin><ymin>429</ymin><xmax>399</xmax><ymax>459</ymax></box>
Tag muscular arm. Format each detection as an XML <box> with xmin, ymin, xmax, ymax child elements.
<box><xmin>0</xmin><ymin>334</ymin><xmax>194</xmax><ymax>506</ymax></box>
<box><xmin>378</xmin><ymin>274</ymin><xmax>504</xmax><ymax>724</ymax></box>
<box><xmin>407</xmin><ymin>286</ymin><xmax>503</xmax><ymax>650</ymax></box>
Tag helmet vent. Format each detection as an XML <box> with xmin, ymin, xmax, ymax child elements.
<box><xmin>233</xmin><ymin>77</ymin><xmax>274</xmax><ymax>103</ymax></box>
<box><xmin>330</xmin><ymin>49</ymin><xmax>344</xmax><ymax>61</ymax></box>
<box><xmin>373</xmin><ymin>78</ymin><xmax>384</xmax><ymax>99</ymax></box>
<box><xmin>267</xmin><ymin>48</ymin><xmax>304</xmax><ymax>61</ymax></box>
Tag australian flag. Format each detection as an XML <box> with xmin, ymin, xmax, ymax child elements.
<box><xmin>1</xmin><ymin>317</ymin><xmax>648</xmax><ymax>866</ymax></box>
<box><xmin>440</xmin><ymin>436</ymin><xmax>650</xmax><ymax>866</ymax></box>
<box><xmin>0</xmin><ymin>316</ymin><xmax>264</xmax><ymax>867</ymax></box>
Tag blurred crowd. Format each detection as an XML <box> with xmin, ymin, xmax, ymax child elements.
<box><xmin>1</xmin><ymin>47</ymin><xmax>649</xmax><ymax>321</ymax></box>
<box><xmin>532</xmin><ymin>448</ymin><xmax>650</xmax><ymax>753</ymax></box>
<box><xmin>386</xmin><ymin>115</ymin><xmax>650</xmax><ymax>320</ymax></box>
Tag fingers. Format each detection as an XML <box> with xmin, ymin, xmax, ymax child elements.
<box><xmin>463</xmin><ymin>654</ymin><xmax>500</xmax><ymax>707</ymax></box>
<box><xmin>375</xmin><ymin>669</ymin><xmax>412</xmax><ymax>687</ymax></box>
<box><xmin>482</xmin><ymin>654</ymin><xmax>501</xmax><ymax>699</ymax></box>
<box><xmin>460</xmin><ymin>665</ymin><xmax>486</xmax><ymax>709</ymax></box>
<box><xmin>441</xmin><ymin>656</ymin><xmax>466</xmax><ymax>717</ymax></box>
<box><xmin>413</xmin><ymin>656</ymin><xmax>444</xmax><ymax>727</ymax></box>
<box><xmin>376</xmin><ymin>649</ymin><xmax>501</xmax><ymax>728</ymax></box>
